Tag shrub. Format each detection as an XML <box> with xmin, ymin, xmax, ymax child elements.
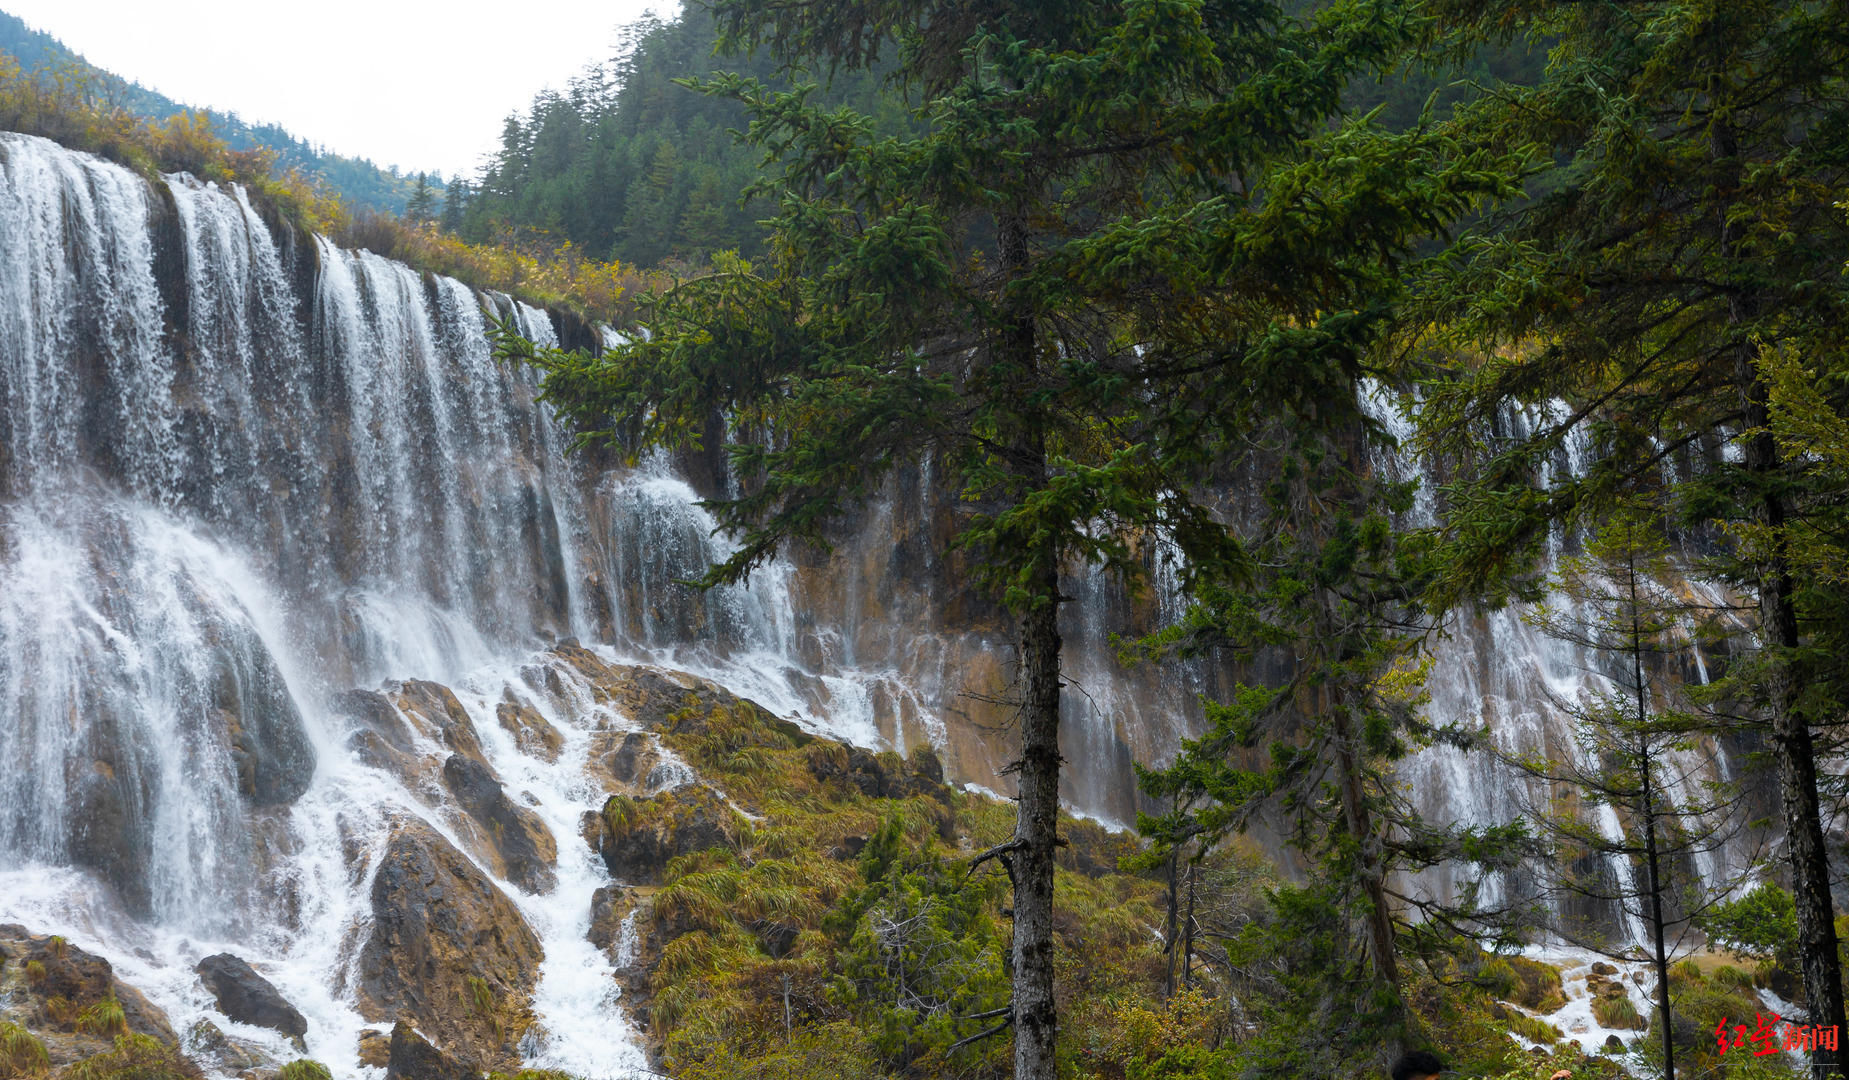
<box><xmin>1591</xmin><ymin>994</ymin><xmax>1646</xmax><ymax>1030</ymax></box>
<box><xmin>1505</xmin><ymin>1012</ymin><xmax>1562</xmax><ymax>1045</ymax></box>
<box><xmin>0</xmin><ymin>1020</ymin><xmax>49</xmax><ymax>1077</ymax></box>
<box><xmin>276</xmin><ymin>1061</ymin><xmax>333</xmax><ymax>1080</ymax></box>
<box><xmin>75</xmin><ymin>994</ymin><xmax>129</xmax><ymax>1038</ymax></box>
<box><xmin>63</xmin><ymin>1033</ymin><xmax>200</xmax><ymax>1080</ymax></box>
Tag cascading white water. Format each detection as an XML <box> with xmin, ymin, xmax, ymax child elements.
<box><xmin>0</xmin><ymin>127</ymin><xmax>1777</xmax><ymax>1075</ymax></box>
<box><xmin>1360</xmin><ymin>380</ymin><xmax>1758</xmax><ymax>947</ymax></box>
<box><xmin>0</xmin><ymin>132</ymin><xmax>646</xmax><ymax>1078</ymax></box>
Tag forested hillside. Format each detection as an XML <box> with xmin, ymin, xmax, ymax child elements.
<box><xmin>453</xmin><ymin>7</ymin><xmax>910</xmax><ymax>266</ymax></box>
<box><xmin>453</xmin><ymin>4</ymin><xmax>1543</xmax><ymax>269</ymax></box>
<box><xmin>0</xmin><ymin>8</ymin><xmax>431</xmax><ymax>212</ymax></box>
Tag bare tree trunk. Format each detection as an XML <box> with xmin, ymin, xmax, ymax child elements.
<box><xmin>1626</xmin><ymin>553</ymin><xmax>1676</xmax><ymax>1080</ymax></box>
<box><xmin>1163</xmin><ymin>846</ymin><xmax>1180</xmax><ymax>1000</ymax></box>
<box><xmin>1182</xmin><ymin>859</ymin><xmax>1198</xmax><ymax>990</ymax></box>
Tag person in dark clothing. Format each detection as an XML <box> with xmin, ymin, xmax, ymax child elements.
<box><xmin>1390</xmin><ymin>1050</ymin><xmax>1444</xmax><ymax>1080</ymax></box>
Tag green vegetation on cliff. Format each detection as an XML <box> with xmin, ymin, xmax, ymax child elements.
<box><xmin>0</xmin><ymin>8</ymin><xmax>431</xmax><ymax>214</ymax></box>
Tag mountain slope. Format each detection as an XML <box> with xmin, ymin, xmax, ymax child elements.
<box><xmin>0</xmin><ymin>8</ymin><xmax>432</xmax><ymax>213</ymax></box>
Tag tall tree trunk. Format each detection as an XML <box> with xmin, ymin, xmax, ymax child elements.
<box><xmin>1723</xmin><ymin>319</ymin><xmax>1841</xmax><ymax>1072</ymax></box>
<box><xmin>1738</xmin><ymin>347</ymin><xmax>1846</xmax><ymax>1072</ymax></box>
<box><xmin>1013</xmin><ymin>544</ymin><xmax>1062</xmax><ymax>1080</ymax></box>
<box><xmin>1716</xmin><ymin>116</ymin><xmax>1844</xmax><ymax>1069</ymax></box>
<box><xmin>1630</xmin><ymin>557</ymin><xmax>1675</xmax><ymax>1080</ymax></box>
<box><xmin>1328</xmin><ymin>681</ymin><xmax>1401</xmax><ymax>1041</ymax></box>
<box><xmin>999</xmin><ymin>208</ymin><xmax>1062</xmax><ymax>1080</ymax></box>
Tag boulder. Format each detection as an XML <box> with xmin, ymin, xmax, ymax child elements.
<box><xmin>209</xmin><ymin>648</ymin><xmax>316</xmax><ymax>806</ymax></box>
<box><xmin>195</xmin><ymin>953</ymin><xmax>307</xmax><ymax>1040</ymax></box>
<box><xmin>594</xmin><ymin>731</ymin><xmax>660</xmax><ymax>790</ymax></box>
<box><xmin>0</xmin><ymin>925</ymin><xmax>175</xmax><ymax>1045</ymax></box>
<box><xmin>496</xmin><ymin>701</ymin><xmax>562</xmax><ymax>762</ymax></box>
<box><xmin>384</xmin><ymin>1020</ymin><xmax>476</xmax><ymax>1080</ymax></box>
<box><xmin>1590</xmin><ymin>961</ymin><xmax>1618</xmax><ymax>976</ymax></box>
<box><xmin>356</xmin><ymin>1028</ymin><xmax>391</xmax><ymax>1068</ymax></box>
<box><xmin>356</xmin><ymin>821</ymin><xmax>542</xmax><ymax>1068</ymax></box>
<box><xmin>441</xmin><ymin>754</ymin><xmax>558</xmax><ymax>894</ymax></box>
<box><xmin>598</xmin><ymin>785</ymin><xmax>744</xmax><ymax>885</ymax></box>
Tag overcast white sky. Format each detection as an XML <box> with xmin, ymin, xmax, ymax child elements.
<box><xmin>5</xmin><ymin>0</ymin><xmax>676</xmax><ymax>178</ymax></box>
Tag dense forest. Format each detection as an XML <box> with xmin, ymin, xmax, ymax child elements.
<box><xmin>0</xmin><ymin>2</ymin><xmax>1845</xmax><ymax>1080</ymax></box>
<box><xmin>448</xmin><ymin>7</ymin><xmax>913</xmax><ymax>266</ymax></box>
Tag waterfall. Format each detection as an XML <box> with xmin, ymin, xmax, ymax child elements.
<box><xmin>0</xmin><ymin>132</ymin><xmax>635</xmax><ymax>1077</ymax></box>
<box><xmin>1360</xmin><ymin>380</ymin><xmax>1758</xmax><ymax>948</ymax></box>
<box><xmin>0</xmin><ymin>129</ymin><xmax>1772</xmax><ymax>1076</ymax></box>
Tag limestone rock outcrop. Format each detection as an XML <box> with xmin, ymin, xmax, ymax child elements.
<box><xmin>597</xmin><ymin>785</ymin><xmax>745</xmax><ymax>885</ymax></box>
<box><xmin>355</xmin><ymin>820</ymin><xmax>543</xmax><ymax>1069</ymax></box>
<box><xmin>441</xmin><ymin>752</ymin><xmax>558</xmax><ymax>894</ymax></box>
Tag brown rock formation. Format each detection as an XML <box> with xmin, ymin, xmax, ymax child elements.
<box><xmin>441</xmin><ymin>753</ymin><xmax>558</xmax><ymax>894</ymax></box>
<box><xmin>383</xmin><ymin>1020</ymin><xmax>477</xmax><ymax>1080</ymax></box>
<box><xmin>355</xmin><ymin>821</ymin><xmax>543</xmax><ymax>1069</ymax></box>
<box><xmin>0</xmin><ymin>924</ymin><xmax>178</xmax><ymax>1068</ymax></box>
<box><xmin>597</xmin><ymin>785</ymin><xmax>745</xmax><ymax>886</ymax></box>
<box><xmin>496</xmin><ymin>700</ymin><xmax>563</xmax><ymax>762</ymax></box>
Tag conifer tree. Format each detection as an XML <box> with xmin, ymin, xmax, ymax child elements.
<box><xmin>497</xmin><ymin>2</ymin><xmax>1518</xmax><ymax>1075</ymax></box>
<box><xmin>404</xmin><ymin>171</ymin><xmax>436</xmax><ymax>223</ymax></box>
<box><xmin>1409</xmin><ymin>2</ymin><xmax>1849</xmax><ymax>1068</ymax></box>
<box><xmin>1509</xmin><ymin>505</ymin><xmax>1749</xmax><ymax>1079</ymax></box>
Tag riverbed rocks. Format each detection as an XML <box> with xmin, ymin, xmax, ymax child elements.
<box><xmin>195</xmin><ymin>953</ymin><xmax>307</xmax><ymax>1042</ymax></box>
<box><xmin>441</xmin><ymin>753</ymin><xmax>558</xmax><ymax>894</ymax></box>
<box><xmin>355</xmin><ymin>820</ymin><xmax>543</xmax><ymax>1069</ymax></box>
<box><xmin>383</xmin><ymin>1020</ymin><xmax>477</xmax><ymax>1080</ymax></box>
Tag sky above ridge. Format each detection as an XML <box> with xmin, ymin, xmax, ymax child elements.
<box><xmin>7</xmin><ymin>0</ymin><xmax>674</xmax><ymax>177</ymax></box>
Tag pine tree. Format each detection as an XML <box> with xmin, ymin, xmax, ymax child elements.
<box><xmin>439</xmin><ymin>178</ymin><xmax>468</xmax><ymax>233</ymax></box>
<box><xmin>496</xmin><ymin>3</ymin><xmax>1519</xmax><ymax>1075</ymax></box>
<box><xmin>405</xmin><ymin>171</ymin><xmax>436</xmax><ymax>223</ymax></box>
<box><xmin>1410</xmin><ymin>2</ymin><xmax>1849</xmax><ymax>1069</ymax></box>
<box><xmin>1133</xmin><ymin>395</ymin><xmax>1535</xmax><ymax>1068</ymax></box>
<box><xmin>1509</xmin><ymin>505</ymin><xmax>1749</xmax><ymax>1079</ymax></box>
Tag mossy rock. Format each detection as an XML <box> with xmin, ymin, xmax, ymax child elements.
<box><xmin>1591</xmin><ymin>994</ymin><xmax>1646</xmax><ymax>1030</ymax></box>
<box><xmin>1480</xmin><ymin>954</ymin><xmax>1566</xmax><ymax>1014</ymax></box>
<box><xmin>599</xmin><ymin>786</ymin><xmax>745</xmax><ymax>886</ymax></box>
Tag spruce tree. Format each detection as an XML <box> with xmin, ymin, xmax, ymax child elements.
<box><xmin>405</xmin><ymin>171</ymin><xmax>436</xmax><ymax>223</ymax></box>
<box><xmin>497</xmin><ymin>2</ymin><xmax>1519</xmax><ymax>1075</ymax></box>
<box><xmin>1510</xmin><ymin>505</ymin><xmax>1749</xmax><ymax>1079</ymax></box>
